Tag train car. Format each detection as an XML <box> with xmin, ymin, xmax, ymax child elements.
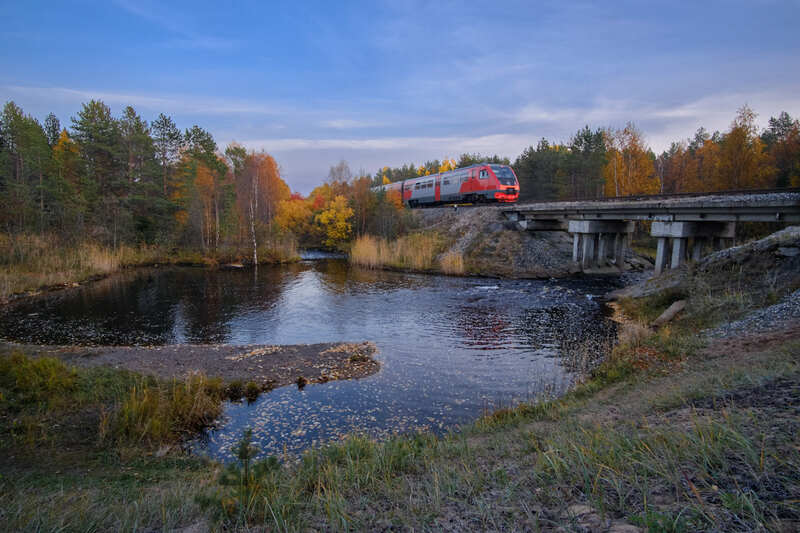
<box><xmin>371</xmin><ymin>163</ymin><xmax>520</xmax><ymax>207</ymax></box>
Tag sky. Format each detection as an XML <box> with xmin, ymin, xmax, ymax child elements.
<box><xmin>2</xmin><ymin>0</ymin><xmax>799</xmax><ymax>194</ymax></box>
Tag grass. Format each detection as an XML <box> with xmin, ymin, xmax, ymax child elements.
<box><xmin>349</xmin><ymin>232</ymin><xmax>448</xmax><ymax>271</ymax></box>
<box><xmin>0</xmin><ymin>232</ymin><xmax>300</xmax><ymax>302</ymax></box>
<box><xmin>0</xmin><ymin>349</ymin><xmax>228</xmax><ymax>531</ymax></box>
<box><xmin>0</xmin><ymin>350</ymin><xmax>227</xmax><ymax>449</ymax></box>
<box><xmin>350</xmin><ymin>233</ymin><xmax>466</xmax><ymax>274</ymax></box>
<box><xmin>439</xmin><ymin>250</ymin><xmax>465</xmax><ymax>275</ymax></box>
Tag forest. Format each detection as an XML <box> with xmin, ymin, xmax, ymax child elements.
<box><xmin>1</xmin><ymin>100</ymin><xmax>799</xmax><ymax>270</ymax></box>
<box><xmin>376</xmin><ymin>106</ymin><xmax>799</xmax><ymax>203</ymax></box>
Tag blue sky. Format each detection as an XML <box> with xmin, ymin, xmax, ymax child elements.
<box><xmin>2</xmin><ymin>0</ymin><xmax>799</xmax><ymax>193</ymax></box>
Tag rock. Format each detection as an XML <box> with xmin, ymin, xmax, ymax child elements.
<box><xmin>652</xmin><ymin>299</ymin><xmax>687</xmax><ymax>327</ymax></box>
<box><xmin>155</xmin><ymin>445</ymin><xmax>171</xmax><ymax>457</ymax></box>
<box><xmin>174</xmin><ymin>521</ymin><xmax>209</xmax><ymax>533</ymax></box>
<box><xmin>564</xmin><ymin>503</ymin><xmax>604</xmax><ymax>529</ymax></box>
<box><xmin>609</xmin><ymin>523</ymin><xmax>643</xmax><ymax>533</ymax></box>
<box><xmin>566</xmin><ymin>504</ymin><xmax>594</xmax><ymax>517</ymax></box>
<box><xmin>776</xmin><ymin>246</ymin><xmax>799</xmax><ymax>257</ymax></box>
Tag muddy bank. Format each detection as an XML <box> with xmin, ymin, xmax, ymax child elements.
<box><xmin>2</xmin><ymin>341</ymin><xmax>379</xmax><ymax>389</ymax></box>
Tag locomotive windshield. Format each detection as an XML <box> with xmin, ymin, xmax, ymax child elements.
<box><xmin>490</xmin><ymin>165</ymin><xmax>517</xmax><ymax>185</ymax></box>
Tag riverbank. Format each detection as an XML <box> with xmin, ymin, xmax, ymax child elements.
<box><xmin>2</xmin><ymin>228</ymin><xmax>798</xmax><ymax>531</ymax></box>
<box><xmin>0</xmin><ymin>233</ymin><xmax>300</xmax><ymax>305</ymax></box>
<box><xmin>4</xmin><ymin>341</ymin><xmax>379</xmax><ymax>390</ymax></box>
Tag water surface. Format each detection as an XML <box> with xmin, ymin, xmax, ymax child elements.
<box><xmin>0</xmin><ymin>260</ymin><xmax>618</xmax><ymax>460</ymax></box>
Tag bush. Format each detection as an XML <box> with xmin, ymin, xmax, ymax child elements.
<box><xmin>244</xmin><ymin>381</ymin><xmax>260</xmax><ymax>402</ymax></box>
<box><xmin>226</xmin><ymin>380</ymin><xmax>244</xmax><ymax>401</ymax></box>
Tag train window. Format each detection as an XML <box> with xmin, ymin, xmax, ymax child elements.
<box><xmin>414</xmin><ymin>183</ymin><xmax>420</xmax><ymax>190</ymax></box>
<box><xmin>443</xmin><ymin>179</ymin><xmax>450</xmax><ymax>185</ymax></box>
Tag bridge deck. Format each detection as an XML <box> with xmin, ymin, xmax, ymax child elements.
<box><xmin>502</xmin><ymin>191</ymin><xmax>800</xmax><ymax>223</ymax></box>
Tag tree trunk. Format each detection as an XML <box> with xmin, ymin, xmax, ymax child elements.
<box><xmin>39</xmin><ymin>158</ymin><xmax>44</xmax><ymax>232</ymax></box>
<box><xmin>214</xmin><ymin>190</ymin><xmax>220</xmax><ymax>251</ymax></box>
<box><xmin>250</xmin><ymin>167</ymin><xmax>259</xmax><ymax>266</ymax></box>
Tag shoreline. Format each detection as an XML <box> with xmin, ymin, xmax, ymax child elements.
<box><xmin>0</xmin><ymin>250</ymin><xmax>302</xmax><ymax>307</ymax></box>
<box><xmin>1</xmin><ymin>340</ymin><xmax>380</xmax><ymax>390</ymax></box>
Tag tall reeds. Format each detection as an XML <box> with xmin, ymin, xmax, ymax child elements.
<box><xmin>350</xmin><ymin>233</ymin><xmax>463</xmax><ymax>273</ymax></box>
<box><xmin>0</xmin><ymin>232</ymin><xmax>301</xmax><ymax>301</ymax></box>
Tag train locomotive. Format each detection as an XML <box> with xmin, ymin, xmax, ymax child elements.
<box><xmin>373</xmin><ymin>163</ymin><xmax>520</xmax><ymax>207</ymax></box>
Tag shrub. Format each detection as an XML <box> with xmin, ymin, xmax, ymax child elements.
<box><xmin>226</xmin><ymin>380</ymin><xmax>244</xmax><ymax>401</ymax></box>
<box><xmin>244</xmin><ymin>381</ymin><xmax>260</xmax><ymax>402</ymax></box>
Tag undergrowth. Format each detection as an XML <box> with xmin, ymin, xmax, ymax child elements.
<box><xmin>0</xmin><ymin>351</ymin><xmax>225</xmax><ymax>448</ymax></box>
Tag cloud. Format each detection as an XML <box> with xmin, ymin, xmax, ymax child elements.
<box><xmin>510</xmin><ymin>89</ymin><xmax>800</xmax><ymax>151</ymax></box>
<box><xmin>1</xmin><ymin>85</ymin><xmax>287</xmax><ymax>116</ymax></box>
<box><xmin>238</xmin><ymin>133</ymin><xmax>530</xmax><ymax>154</ymax></box>
<box><xmin>320</xmin><ymin>119</ymin><xmax>384</xmax><ymax>130</ymax></box>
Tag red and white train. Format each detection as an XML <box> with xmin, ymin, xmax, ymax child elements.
<box><xmin>373</xmin><ymin>163</ymin><xmax>520</xmax><ymax>207</ymax></box>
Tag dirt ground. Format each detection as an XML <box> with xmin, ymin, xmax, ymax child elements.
<box><xmin>1</xmin><ymin>341</ymin><xmax>380</xmax><ymax>389</ymax></box>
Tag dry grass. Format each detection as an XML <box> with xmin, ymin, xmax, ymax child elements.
<box><xmin>439</xmin><ymin>250</ymin><xmax>465</xmax><ymax>275</ymax></box>
<box><xmin>0</xmin><ymin>233</ymin><xmax>163</xmax><ymax>301</ymax></box>
<box><xmin>349</xmin><ymin>233</ymin><xmax>445</xmax><ymax>271</ymax></box>
<box><xmin>0</xmin><ymin>233</ymin><xmax>301</xmax><ymax>301</ymax></box>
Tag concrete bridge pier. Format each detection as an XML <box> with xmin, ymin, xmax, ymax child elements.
<box><xmin>651</xmin><ymin>221</ymin><xmax>735</xmax><ymax>275</ymax></box>
<box><xmin>569</xmin><ymin>220</ymin><xmax>634</xmax><ymax>269</ymax></box>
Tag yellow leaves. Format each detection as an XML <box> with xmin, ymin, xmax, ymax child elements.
<box><xmin>275</xmin><ymin>197</ymin><xmax>312</xmax><ymax>237</ymax></box>
<box><xmin>438</xmin><ymin>158</ymin><xmax>457</xmax><ymax>173</ymax></box>
<box><xmin>382</xmin><ymin>176</ymin><xmax>390</xmax><ymax>185</ymax></box>
<box><xmin>716</xmin><ymin>107</ymin><xmax>775</xmax><ymax>189</ymax></box>
<box><xmin>386</xmin><ymin>189</ymin><xmax>403</xmax><ymax>210</ymax></box>
<box><xmin>314</xmin><ymin>195</ymin><xmax>353</xmax><ymax>249</ymax></box>
<box><xmin>195</xmin><ymin>162</ymin><xmax>215</xmax><ymax>198</ymax></box>
<box><xmin>603</xmin><ymin>123</ymin><xmax>657</xmax><ymax>196</ymax></box>
<box><xmin>52</xmin><ymin>129</ymin><xmax>81</xmax><ymax>184</ymax></box>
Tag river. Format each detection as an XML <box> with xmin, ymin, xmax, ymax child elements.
<box><xmin>0</xmin><ymin>259</ymin><xmax>620</xmax><ymax>460</ymax></box>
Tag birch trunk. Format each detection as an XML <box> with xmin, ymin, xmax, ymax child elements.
<box><xmin>250</xmin><ymin>167</ymin><xmax>259</xmax><ymax>266</ymax></box>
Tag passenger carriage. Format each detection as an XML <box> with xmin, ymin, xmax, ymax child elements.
<box><xmin>372</xmin><ymin>164</ymin><xmax>520</xmax><ymax>207</ymax></box>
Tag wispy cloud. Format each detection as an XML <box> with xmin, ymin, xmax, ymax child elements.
<box><xmin>112</xmin><ymin>0</ymin><xmax>240</xmax><ymax>51</ymax></box>
<box><xmin>239</xmin><ymin>133</ymin><xmax>530</xmax><ymax>156</ymax></box>
<box><xmin>1</xmin><ymin>85</ymin><xmax>287</xmax><ymax>116</ymax></box>
<box><xmin>320</xmin><ymin>119</ymin><xmax>385</xmax><ymax>130</ymax></box>
<box><xmin>509</xmin><ymin>89</ymin><xmax>800</xmax><ymax>150</ymax></box>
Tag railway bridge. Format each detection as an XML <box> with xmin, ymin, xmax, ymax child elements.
<box><xmin>501</xmin><ymin>190</ymin><xmax>800</xmax><ymax>275</ymax></box>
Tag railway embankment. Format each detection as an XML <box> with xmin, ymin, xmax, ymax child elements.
<box><xmin>351</xmin><ymin>205</ymin><xmax>652</xmax><ymax>277</ymax></box>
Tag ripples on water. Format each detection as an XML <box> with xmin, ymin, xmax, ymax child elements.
<box><xmin>0</xmin><ymin>260</ymin><xmax>620</xmax><ymax>461</ymax></box>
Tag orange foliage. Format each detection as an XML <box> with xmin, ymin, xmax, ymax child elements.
<box><xmin>603</xmin><ymin>123</ymin><xmax>657</xmax><ymax>196</ymax></box>
<box><xmin>274</xmin><ymin>196</ymin><xmax>313</xmax><ymax>238</ymax></box>
<box><xmin>715</xmin><ymin>106</ymin><xmax>775</xmax><ymax>189</ymax></box>
<box><xmin>386</xmin><ymin>189</ymin><xmax>403</xmax><ymax>210</ymax></box>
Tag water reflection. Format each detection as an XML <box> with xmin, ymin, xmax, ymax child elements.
<box><xmin>0</xmin><ymin>260</ymin><xmax>620</xmax><ymax>460</ymax></box>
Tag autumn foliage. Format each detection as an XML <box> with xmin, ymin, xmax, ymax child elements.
<box><xmin>1</xmin><ymin>99</ymin><xmax>798</xmax><ymax>261</ymax></box>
